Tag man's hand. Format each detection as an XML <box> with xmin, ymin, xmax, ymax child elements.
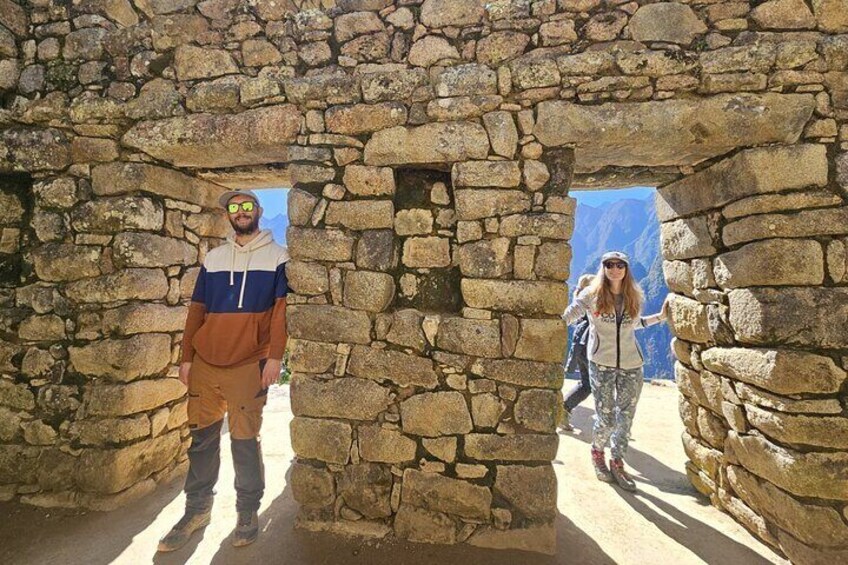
<box><xmin>261</xmin><ymin>358</ymin><xmax>282</xmax><ymax>389</ymax></box>
<box><xmin>178</xmin><ymin>361</ymin><xmax>192</xmax><ymax>387</ymax></box>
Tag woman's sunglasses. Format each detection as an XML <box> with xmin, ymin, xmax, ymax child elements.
<box><xmin>227</xmin><ymin>201</ymin><xmax>256</xmax><ymax>214</ymax></box>
<box><xmin>604</xmin><ymin>261</ymin><xmax>627</xmax><ymax>270</ymax></box>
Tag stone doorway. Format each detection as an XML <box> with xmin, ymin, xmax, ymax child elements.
<box><xmin>1</xmin><ymin>0</ymin><xmax>847</xmax><ymax>561</ymax></box>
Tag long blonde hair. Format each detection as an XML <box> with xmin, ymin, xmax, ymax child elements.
<box><xmin>587</xmin><ymin>260</ymin><xmax>643</xmax><ymax>319</ymax></box>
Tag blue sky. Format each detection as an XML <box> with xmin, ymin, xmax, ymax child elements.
<box><xmin>255</xmin><ymin>188</ymin><xmax>289</xmax><ymax>218</ymax></box>
<box><xmin>254</xmin><ymin>185</ymin><xmax>655</xmax><ymax>218</ymax></box>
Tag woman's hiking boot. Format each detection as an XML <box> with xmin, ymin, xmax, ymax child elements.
<box><xmin>610</xmin><ymin>458</ymin><xmax>637</xmax><ymax>492</ymax></box>
<box><xmin>591</xmin><ymin>448</ymin><xmax>614</xmax><ymax>483</ymax></box>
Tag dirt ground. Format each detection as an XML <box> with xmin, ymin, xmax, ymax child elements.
<box><xmin>0</xmin><ymin>382</ymin><xmax>786</xmax><ymax>565</ymax></box>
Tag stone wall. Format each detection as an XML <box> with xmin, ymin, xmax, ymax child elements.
<box><xmin>0</xmin><ymin>0</ymin><xmax>847</xmax><ymax>559</ymax></box>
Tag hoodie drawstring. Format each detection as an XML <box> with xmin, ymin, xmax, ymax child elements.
<box><xmin>237</xmin><ymin>252</ymin><xmax>251</xmax><ymax>310</ymax></box>
<box><xmin>229</xmin><ymin>245</ymin><xmax>236</xmax><ymax>287</ymax></box>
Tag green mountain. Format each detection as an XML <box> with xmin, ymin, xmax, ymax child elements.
<box><xmin>568</xmin><ymin>196</ymin><xmax>674</xmax><ymax>380</ymax></box>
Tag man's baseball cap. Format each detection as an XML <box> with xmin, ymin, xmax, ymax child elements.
<box><xmin>600</xmin><ymin>251</ymin><xmax>629</xmax><ymax>265</ymax></box>
<box><xmin>218</xmin><ymin>189</ymin><xmax>260</xmax><ymax>208</ymax></box>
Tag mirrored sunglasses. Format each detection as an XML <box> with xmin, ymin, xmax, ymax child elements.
<box><xmin>227</xmin><ymin>201</ymin><xmax>255</xmax><ymax>214</ymax></box>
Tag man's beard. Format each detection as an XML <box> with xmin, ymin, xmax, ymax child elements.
<box><xmin>230</xmin><ymin>214</ymin><xmax>260</xmax><ymax>235</ymax></box>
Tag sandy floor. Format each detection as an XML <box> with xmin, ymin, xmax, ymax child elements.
<box><xmin>0</xmin><ymin>382</ymin><xmax>786</xmax><ymax>565</ymax></box>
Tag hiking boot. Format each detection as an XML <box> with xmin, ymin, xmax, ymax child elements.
<box><xmin>610</xmin><ymin>458</ymin><xmax>637</xmax><ymax>492</ymax></box>
<box><xmin>591</xmin><ymin>448</ymin><xmax>614</xmax><ymax>483</ymax></box>
<box><xmin>558</xmin><ymin>405</ymin><xmax>573</xmax><ymax>432</ymax></box>
<box><xmin>232</xmin><ymin>510</ymin><xmax>259</xmax><ymax>547</ymax></box>
<box><xmin>157</xmin><ymin>508</ymin><xmax>211</xmax><ymax>552</ymax></box>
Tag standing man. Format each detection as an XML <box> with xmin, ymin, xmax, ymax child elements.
<box><xmin>158</xmin><ymin>190</ymin><xmax>289</xmax><ymax>551</ymax></box>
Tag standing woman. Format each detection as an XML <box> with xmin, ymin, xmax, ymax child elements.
<box><xmin>561</xmin><ymin>251</ymin><xmax>668</xmax><ymax>491</ymax></box>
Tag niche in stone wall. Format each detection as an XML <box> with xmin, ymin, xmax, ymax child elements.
<box><xmin>0</xmin><ymin>174</ymin><xmax>31</xmax><ymax>287</ymax></box>
<box><xmin>392</xmin><ymin>168</ymin><xmax>462</xmax><ymax>313</ymax></box>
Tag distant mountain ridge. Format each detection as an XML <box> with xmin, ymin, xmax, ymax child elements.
<box><xmin>568</xmin><ymin>195</ymin><xmax>673</xmax><ymax>380</ymax></box>
<box><xmin>260</xmin><ymin>213</ymin><xmax>288</xmax><ymax>245</ymax></box>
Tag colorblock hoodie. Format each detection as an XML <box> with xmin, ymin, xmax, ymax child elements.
<box><xmin>561</xmin><ymin>288</ymin><xmax>664</xmax><ymax>371</ymax></box>
<box><xmin>182</xmin><ymin>229</ymin><xmax>289</xmax><ymax>367</ymax></box>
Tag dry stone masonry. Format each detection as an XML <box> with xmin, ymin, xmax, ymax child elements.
<box><xmin>0</xmin><ymin>0</ymin><xmax>847</xmax><ymax>559</ymax></box>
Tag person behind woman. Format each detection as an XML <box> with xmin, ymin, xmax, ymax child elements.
<box><xmin>560</xmin><ymin>274</ymin><xmax>595</xmax><ymax>432</ymax></box>
<box><xmin>561</xmin><ymin>251</ymin><xmax>668</xmax><ymax>492</ymax></box>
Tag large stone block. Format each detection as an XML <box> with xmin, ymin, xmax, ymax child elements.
<box><xmin>435</xmin><ymin>64</ymin><xmax>497</xmax><ymax>97</ymax></box>
<box><xmin>287</xmin><ymin>305</ymin><xmax>371</xmax><ymax>344</ymax></box>
<box><xmin>343</xmin><ymin>165</ymin><xmax>396</xmax><ymax>197</ymax></box>
<box><xmin>470</xmin><ymin>359</ymin><xmax>563</xmax><ymax>389</ymax></box>
<box><xmin>290</xmin><ymin>462</ymin><xmax>335</xmax><ymax>509</ymax></box>
<box><xmin>394</xmin><ymin>504</ymin><xmax>457</xmax><ymax>545</ymax></box>
<box><xmin>471</xmin><ymin>393</ymin><xmax>506</xmax><ymax>429</ymax></box>
<box><xmin>101</xmin><ymin>304</ymin><xmax>188</xmax><ymax>336</ymax></box>
<box><xmin>288</xmin><ymin>340</ymin><xmax>336</xmax><ymax>374</ymax></box>
<box><xmin>173</xmin><ymin>44</ymin><xmax>237</xmax><ymax>80</ymax></box>
<box><xmin>722</xmin><ymin>207</ymin><xmax>848</xmax><ymax>247</ymax></box>
<box><xmin>122</xmin><ymin>105</ymin><xmax>303</xmax><ymax>168</ymax></box>
<box><xmin>385</xmin><ymin>309</ymin><xmax>426</xmax><ymax>352</ymax></box>
<box><xmin>534</xmin><ymin>94</ymin><xmax>814</xmax><ymax>172</ymax></box>
<box><xmin>483</xmin><ymin>111</ymin><xmax>518</xmax><ymax>158</ymax></box>
<box><xmin>403</xmin><ymin>237</ymin><xmax>451</xmax><ymax>268</ymax></box>
<box><xmin>364</xmin><ymin>122</ymin><xmax>490</xmax><ymax>166</ymax></box>
<box><xmin>464</xmin><ymin>433</ymin><xmax>558</xmax><ymax>461</ymax></box>
<box><xmin>360</xmin><ymin>68</ymin><xmax>428</xmax><ymax>103</ymax></box>
<box><xmin>112</xmin><ymin>233</ymin><xmax>198</xmax><ymax>268</ymax></box>
<box><xmin>91</xmin><ymin>162</ymin><xmax>224</xmax><ymax>209</ymax></box>
<box><xmin>83</xmin><ymin>377</ymin><xmax>184</xmax><ymax>417</ymax></box>
<box><xmin>436</xmin><ymin>317</ymin><xmax>501</xmax><ymax>358</ymax></box>
<box><xmin>457</xmin><ymin>238</ymin><xmax>511</xmax><ymax>278</ymax></box>
<box><xmin>705</xmin><ymin>347</ymin><xmax>846</xmax><ymax>396</ymax></box>
<box><xmin>288</xmin><ymin>228</ymin><xmax>355</xmax><ymax>262</ymax></box>
<box><xmin>725</xmin><ymin>431</ymin><xmax>848</xmax><ymax>501</ymax></box>
<box><xmin>71</xmin><ymin>196</ymin><xmax>163</xmax><ymax>234</ymax></box>
<box><xmin>291</xmin><ymin>417</ymin><xmax>352</xmax><ymax>465</ymax></box>
<box><xmin>454</xmin><ymin>189</ymin><xmax>531</xmax><ymax>221</ymax></box>
<box><xmin>348</xmin><ymin>346</ymin><xmax>438</xmax><ymax>388</ymax></box>
<box><xmin>65</xmin><ymin>269</ymin><xmax>170</xmax><ymax>303</ymax></box>
<box><xmin>668</xmin><ymin>295</ymin><xmax>712</xmax><ymax>343</ymax></box>
<box><xmin>628</xmin><ymin>3</ymin><xmax>706</xmax><ymax>44</ymax></box>
<box><xmin>461</xmin><ymin>279</ymin><xmax>569</xmax><ymax>316</ymax></box>
<box><xmin>358</xmin><ymin>425</ymin><xmax>417</xmax><ymax>464</ymax></box>
<box><xmin>514</xmin><ymin>389</ymin><xmax>559</xmax><ymax>432</ymax></box>
<box><xmin>535</xmin><ymin>242</ymin><xmax>571</xmax><ymax>280</ymax></box>
<box><xmin>728</xmin><ymin>287</ymin><xmax>848</xmax><ymax>348</ymax></box>
<box><xmin>656</xmin><ymin>145</ymin><xmax>828</xmax><ymax>221</ymax></box>
<box><xmin>325</xmin><ymin>200</ymin><xmax>394</xmax><ymax>231</ymax></box>
<box><xmin>495</xmin><ymin>465</ymin><xmax>557</xmax><ymax>520</ymax></box>
<box><xmin>77</xmin><ymin>430</ymin><xmax>180</xmax><ymax>494</ymax></box>
<box><xmin>1</xmin><ymin>127</ymin><xmax>70</xmax><ymax>172</ymax></box>
<box><xmin>452</xmin><ymin>161</ymin><xmax>521</xmax><ymax>188</ymax></box>
<box><xmin>420</xmin><ymin>0</ymin><xmax>484</xmax><ymax>27</ymax></box>
<box><xmin>291</xmin><ymin>374</ymin><xmax>392</xmax><ymax>421</ymax></box>
<box><xmin>402</xmin><ymin>468</ymin><xmax>491</xmax><ymax>521</ymax></box>
<box><xmin>660</xmin><ymin>216</ymin><xmax>716</xmax><ymax>261</ymax></box>
<box><xmin>746</xmin><ymin>405</ymin><xmax>848</xmax><ymax>449</ymax></box>
<box><xmin>400</xmin><ymin>392</ymin><xmax>473</xmax><ymax>437</ymax></box>
<box><xmin>355</xmin><ymin>230</ymin><xmax>397</xmax><ymax>271</ymax></box>
<box><xmin>32</xmin><ymin>243</ymin><xmax>100</xmax><ymax>282</ymax></box>
<box><xmin>344</xmin><ymin>270</ymin><xmax>395</xmax><ymax>312</ymax></box>
<box><xmin>325</xmin><ymin>103</ymin><xmax>407</xmax><ymax>136</ymax></box>
<box><xmin>338</xmin><ymin>463</ymin><xmax>393</xmax><ymax>519</ymax></box>
<box><xmin>514</xmin><ymin>319</ymin><xmax>567</xmax><ymax>363</ymax></box>
<box><xmin>69</xmin><ymin>415</ymin><xmax>150</xmax><ymax>447</ymax></box>
<box><xmin>499</xmin><ymin>213</ymin><xmax>572</xmax><ymax>240</ymax></box>
<box><xmin>284</xmin><ymin>73</ymin><xmax>361</xmax><ymax>105</ymax></box>
<box><xmin>715</xmin><ymin>239</ymin><xmax>823</xmax><ymax>288</ymax></box>
<box><xmin>286</xmin><ymin>261</ymin><xmax>329</xmax><ymax>295</ymax></box>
